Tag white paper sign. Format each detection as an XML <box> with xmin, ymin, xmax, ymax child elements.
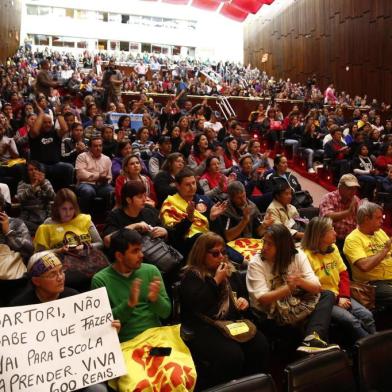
<box><xmin>0</xmin><ymin>288</ymin><xmax>126</xmax><ymax>392</ymax></box>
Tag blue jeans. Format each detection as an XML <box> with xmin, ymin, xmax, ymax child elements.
<box><xmin>304</xmin><ymin>148</ymin><xmax>324</xmax><ymax>169</ymax></box>
<box><xmin>284</xmin><ymin>139</ymin><xmax>299</xmax><ymax>156</ymax></box>
<box><xmin>331</xmin><ymin>298</ymin><xmax>376</xmax><ymax>341</ymax></box>
<box><xmin>77</xmin><ymin>183</ymin><xmax>114</xmax><ymax>213</ymax></box>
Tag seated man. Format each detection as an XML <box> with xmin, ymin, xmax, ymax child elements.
<box><xmin>223</xmin><ymin>181</ymin><xmax>267</xmax><ymax>241</ymax></box>
<box><xmin>160</xmin><ymin>167</ymin><xmax>229</xmax><ymax>259</ymax></box>
<box><xmin>148</xmin><ymin>136</ymin><xmax>172</xmax><ymax>179</ymax></box>
<box><xmin>29</xmin><ymin>111</ymin><xmax>74</xmax><ymax>191</ymax></box>
<box><xmin>91</xmin><ymin>229</ymin><xmax>171</xmax><ymax>342</ymax></box>
<box><xmin>76</xmin><ymin>135</ymin><xmax>114</xmax><ymax>213</ymax></box>
<box><xmin>319</xmin><ymin>174</ymin><xmax>361</xmax><ymax>251</ymax></box>
<box><xmin>344</xmin><ymin>202</ymin><xmax>392</xmax><ymax>309</ymax></box>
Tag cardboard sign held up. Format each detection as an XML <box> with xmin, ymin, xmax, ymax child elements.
<box><xmin>0</xmin><ymin>287</ymin><xmax>126</xmax><ymax>392</ymax></box>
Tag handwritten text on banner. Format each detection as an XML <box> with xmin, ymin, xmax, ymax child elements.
<box><xmin>0</xmin><ymin>287</ymin><xmax>126</xmax><ymax>392</ymax></box>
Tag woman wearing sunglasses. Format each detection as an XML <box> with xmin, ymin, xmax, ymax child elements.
<box><xmin>179</xmin><ymin>232</ymin><xmax>269</xmax><ymax>389</ymax></box>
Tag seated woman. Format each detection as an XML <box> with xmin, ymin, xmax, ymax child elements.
<box><xmin>246</xmin><ymin>224</ymin><xmax>338</xmax><ymax>353</ymax></box>
<box><xmin>265</xmin><ymin>155</ymin><xmax>302</xmax><ymax>193</ymax></box>
<box><xmin>153</xmin><ymin>152</ymin><xmax>185</xmax><ymax>207</ymax></box>
<box><xmin>34</xmin><ymin>188</ymin><xmax>105</xmax><ymax>291</ymax></box>
<box><xmin>180</xmin><ymin>232</ymin><xmax>269</xmax><ymax>389</ymax></box>
<box><xmin>375</xmin><ymin>142</ymin><xmax>392</xmax><ymax>175</ymax></box>
<box><xmin>116</xmin><ymin>115</ymin><xmax>134</xmax><ymax>142</ymax></box>
<box><xmin>265</xmin><ymin>182</ymin><xmax>304</xmax><ymax>241</ymax></box>
<box><xmin>301</xmin><ymin>121</ymin><xmax>324</xmax><ymax>173</ymax></box>
<box><xmin>111</xmin><ymin>140</ymin><xmax>133</xmax><ymax>181</ymax></box>
<box><xmin>199</xmin><ymin>156</ymin><xmax>235</xmax><ymax>201</ymax></box>
<box><xmin>131</xmin><ymin>126</ymin><xmax>154</xmax><ymax>162</ymax></box>
<box><xmin>16</xmin><ymin>160</ymin><xmax>56</xmax><ymax>235</ymax></box>
<box><xmin>302</xmin><ymin>217</ymin><xmax>376</xmax><ymax>346</ymax></box>
<box><xmin>352</xmin><ymin>144</ymin><xmax>383</xmax><ymax>200</ymax></box>
<box><xmin>236</xmin><ymin>154</ymin><xmax>272</xmax><ymax>213</ymax></box>
<box><xmin>222</xmin><ymin>135</ymin><xmax>240</xmax><ymax>171</ymax></box>
<box><xmin>115</xmin><ymin>154</ymin><xmax>156</xmax><ymax>208</ymax></box>
<box><xmin>188</xmin><ymin>134</ymin><xmax>212</xmax><ymax>176</ymax></box>
<box><xmin>104</xmin><ymin>180</ymin><xmax>167</xmax><ymax>247</ymax></box>
<box><xmin>261</xmin><ymin>108</ymin><xmax>283</xmax><ymax>149</ymax></box>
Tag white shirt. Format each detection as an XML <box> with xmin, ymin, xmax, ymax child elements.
<box><xmin>246</xmin><ymin>250</ymin><xmax>319</xmax><ymax>312</ymax></box>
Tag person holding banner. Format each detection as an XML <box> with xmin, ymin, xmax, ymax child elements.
<box><xmin>11</xmin><ymin>251</ymin><xmax>78</xmax><ymax>305</ymax></box>
<box><xmin>10</xmin><ymin>250</ymin><xmax>117</xmax><ymax>392</ymax></box>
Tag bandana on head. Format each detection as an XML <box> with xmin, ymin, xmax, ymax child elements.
<box><xmin>29</xmin><ymin>253</ymin><xmax>62</xmax><ymax>277</ymax></box>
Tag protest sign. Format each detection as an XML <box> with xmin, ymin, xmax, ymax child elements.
<box><xmin>108</xmin><ymin>113</ymin><xmax>143</xmax><ymax>131</ymax></box>
<box><xmin>0</xmin><ymin>287</ymin><xmax>126</xmax><ymax>392</ymax></box>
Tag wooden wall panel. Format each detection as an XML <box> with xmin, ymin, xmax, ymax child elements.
<box><xmin>0</xmin><ymin>0</ymin><xmax>22</xmax><ymax>63</ymax></box>
<box><xmin>244</xmin><ymin>0</ymin><xmax>392</xmax><ymax>104</ymax></box>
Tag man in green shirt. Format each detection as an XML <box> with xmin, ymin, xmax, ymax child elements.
<box><xmin>92</xmin><ymin>229</ymin><xmax>171</xmax><ymax>342</ymax></box>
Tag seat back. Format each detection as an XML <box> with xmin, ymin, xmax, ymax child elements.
<box><xmin>203</xmin><ymin>373</ymin><xmax>277</xmax><ymax>392</ymax></box>
<box><xmin>354</xmin><ymin>330</ymin><xmax>392</xmax><ymax>392</ymax></box>
<box><xmin>285</xmin><ymin>349</ymin><xmax>356</xmax><ymax>392</ymax></box>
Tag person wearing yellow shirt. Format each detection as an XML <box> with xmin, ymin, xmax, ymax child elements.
<box><xmin>344</xmin><ymin>202</ymin><xmax>392</xmax><ymax>308</ymax></box>
<box><xmin>303</xmin><ymin>217</ymin><xmax>375</xmax><ymax>344</ymax></box>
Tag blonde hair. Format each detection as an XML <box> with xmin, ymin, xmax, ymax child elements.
<box><xmin>301</xmin><ymin>217</ymin><xmax>333</xmax><ymax>252</ymax></box>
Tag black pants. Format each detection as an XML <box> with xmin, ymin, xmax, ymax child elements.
<box><xmin>188</xmin><ymin>324</ymin><xmax>269</xmax><ymax>389</ymax></box>
<box><xmin>371</xmin><ymin>280</ymin><xmax>392</xmax><ymax>308</ymax></box>
<box><xmin>304</xmin><ymin>290</ymin><xmax>335</xmax><ymax>340</ymax></box>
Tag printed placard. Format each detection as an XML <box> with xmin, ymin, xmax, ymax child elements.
<box><xmin>0</xmin><ymin>287</ymin><xmax>126</xmax><ymax>392</ymax></box>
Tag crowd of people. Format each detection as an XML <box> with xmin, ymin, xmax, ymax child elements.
<box><xmin>0</xmin><ymin>46</ymin><xmax>392</xmax><ymax>391</ymax></box>
<box><xmin>4</xmin><ymin>46</ymin><xmax>392</xmax><ymax>110</ymax></box>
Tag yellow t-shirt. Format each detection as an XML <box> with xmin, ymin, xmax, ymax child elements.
<box><xmin>34</xmin><ymin>214</ymin><xmax>93</xmax><ymax>250</ymax></box>
<box><xmin>304</xmin><ymin>244</ymin><xmax>346</xmax><ymax>296</ymax></box>
<box><xmin>343</xmin><ymin>228</ymin><xmax>392</xmax><ymax>282</ymax></box>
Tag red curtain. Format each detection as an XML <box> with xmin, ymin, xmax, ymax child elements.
<box><xmin>191</xmin><ymin>0</ymin><xmax>222</xmax><ymax>12</ymax></box>
<box><xmin>219</xmin><ymin>3</ymin><xmax>249</xmax><ymax>22</ymax></box>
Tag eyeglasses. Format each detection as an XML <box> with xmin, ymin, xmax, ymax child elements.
<box><xmin>40</xmin><ymin>268</ymin><xmax>67</xmax><ymax>280</ymax></box>
<box><xmin>207</xmin><ymin>249</ymin><xmax>226</xmax><ymax>258</ymax></box>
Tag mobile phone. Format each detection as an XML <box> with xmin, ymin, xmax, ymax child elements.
<box><xmin>149</xmin><ymin>347</ymin><xmax>172</xmax><ymax>357</ymax></box>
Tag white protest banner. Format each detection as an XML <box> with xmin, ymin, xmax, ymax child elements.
<box><xmin>0</xmin><ymin>287</ymin><xmax>126</xmax><ymax>392</ymax></box>
<box><xmin>108</xmin><ymin>112</ymin><xmax>143</xmax><ymax>131</ymax></box>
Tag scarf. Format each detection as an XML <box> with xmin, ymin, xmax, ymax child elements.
<box><xmin>160</xmin><ymin>193</ymin><xmax>209</xmax><ymax>238</ymax></box>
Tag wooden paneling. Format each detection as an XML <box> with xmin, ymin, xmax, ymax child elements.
<box><xmin>244</xmin><ymin>0</ymin><xmax>392</xmax><ymax>104</ymax></box>
<box><xmin>0</xmin><ymin>0</ymin><xmax>22</xmax><ymax>63</ymax></box>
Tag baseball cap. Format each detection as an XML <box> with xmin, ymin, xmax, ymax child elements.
<box><xmin>27</xmin><ymin>251</ymin><xmax>62</xmax><ymax>277</ymax></box>
<box><xmin>338</xmin><ymin>174</ymin><xmax>360</xmax><ymax>188</ymax></box>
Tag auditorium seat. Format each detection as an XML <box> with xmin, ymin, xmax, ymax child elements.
<box><xmin>202</xmin><ymin>373</ymin><xmax>277</xmax><ymax>392</ymax></box>
<box><xmin>354</xmin><ymin>330</ymin><xmax>392</xmax><ymax>392</ymax></box>
<box><xmin>284</xmin><ymin>349</ymin><xmax>356</xmax><ymax>392</ymax></box>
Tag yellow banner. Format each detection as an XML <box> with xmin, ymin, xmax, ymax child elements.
<box><xmin>110</xmin><ymin>325</ymin><xmax>196</xmax><ymax>392</ymax></box>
